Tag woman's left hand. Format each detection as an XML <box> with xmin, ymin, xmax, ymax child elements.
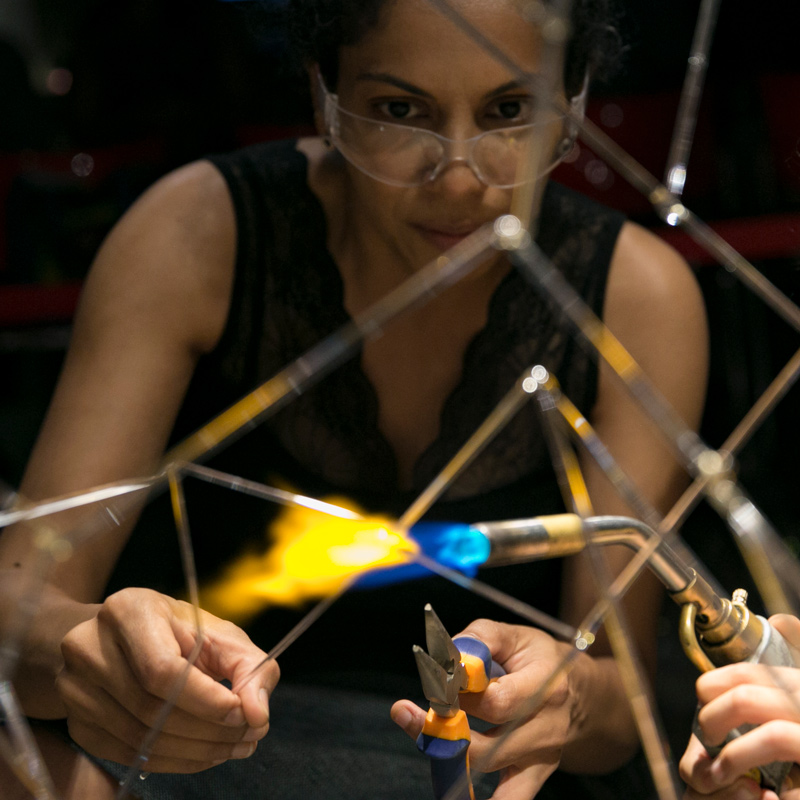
<box><xmin>391</xmin><ymin>618</ymin><xmax>594</xmax><ymax>800</ymax></box>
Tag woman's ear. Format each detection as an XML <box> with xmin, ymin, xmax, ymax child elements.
<box><xmin>307</xmin><ymin>63</ymin><xmax>327</xmax><ymax>138</ymax></box>
<box><xmin>555</xmin><ymin>74</ymin><xmax>589</xmax><ymax>159</ymax></box>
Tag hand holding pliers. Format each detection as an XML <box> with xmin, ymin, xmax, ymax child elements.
<box><xmin>413</xmin><ymin>604</ymin><xmax>505</xmax><ymax>800</ymax></box>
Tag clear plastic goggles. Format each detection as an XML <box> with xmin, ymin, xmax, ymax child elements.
<box><xmin>321</xmin><ymin>83</ymin><xmax>567</xmax><ymax>189</ymax></box>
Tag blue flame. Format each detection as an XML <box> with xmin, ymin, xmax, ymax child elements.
<box><xmin>354</xmin><ymin>522</ymin><xmax>490</xmax><ymax>589</ymax></box>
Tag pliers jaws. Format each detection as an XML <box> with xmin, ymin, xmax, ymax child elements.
<box><xmin>413</xmin><ymin>604</ymin><xmax>466</xmax><ymax>716</ymax></box>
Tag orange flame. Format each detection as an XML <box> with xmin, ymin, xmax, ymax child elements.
<box><xmin>199</xmin><ymin>498</ymin><xmax>418</xmax><ymax>622</ymax></box>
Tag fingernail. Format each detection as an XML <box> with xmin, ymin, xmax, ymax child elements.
<box><xmin>259</xmin><ymin>688</ymin><xmax>270</xmax><ymax>718</ymax></box>
<box><xmin>224</xmin><ymin>707</ymin><xmax>245</xmax><ymax>726</ymax></box>
<box><xmin>231</xmin><ymin>741</ymin><xmax>257</xmax><ymax>759</ymax></box>
<box><xmin>243</xmin><ymin>726</ymin><xmax>265</xmax><ymax>742</ymax></box>
<box><xmin>392</xmin><ymin>708</ymin><xmax>413</xmax><ymax>732</ymax></box>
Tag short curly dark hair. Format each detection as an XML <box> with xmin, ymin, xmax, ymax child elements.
<box><xmin>284</xmin><ymin>0</ymin><xmax>623</xmax><ymax>97</ymax></box>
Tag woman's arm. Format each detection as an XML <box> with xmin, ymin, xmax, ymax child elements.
<box><xmin>1</xmin><ymin>159</ymin><xmax>236</xmax><ymax>598</ymax></box>
<box><xmin>0</xmin><ymin>160</ymin><xmax>279</xmax><ymax>771</ymax></box>
<box><xmin>558</xmin><ymin>221</ymin><xmax>709</xmax><ymax>769</ymax></box>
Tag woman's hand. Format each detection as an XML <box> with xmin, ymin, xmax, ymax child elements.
<box><xmin>679</xmin><ymin>615</ymin><xmax>800</xmax><ymax>800</ymax></box>
<box><xmin>55</xmin><ymin>587</ymin><xmax>280</xmax><ymax>773</ymax></box>
<box><xmin>391</xmin><ymin>618</ymin><xmax>624</xmax><ymax>800</ymax></box>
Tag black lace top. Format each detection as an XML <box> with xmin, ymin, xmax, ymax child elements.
<box><xmin>113</xmin><ymin>139</ymin><xmax>626</xmax><ymax>688</ymax></box>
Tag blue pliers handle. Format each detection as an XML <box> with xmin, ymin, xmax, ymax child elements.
<box><xmin>453</xmin><ymin>635</ymin><xmax>507</xmax><ymax>690</ymax></box>
<box><xmin>413</xmin><ymin>607</ymin><xmax>505</xmax><ymax>800</ymax></box>
<box><xmin>416</xmin><ymin>710</ymin><xmax>473</xmax><ymax>800</ymax></box>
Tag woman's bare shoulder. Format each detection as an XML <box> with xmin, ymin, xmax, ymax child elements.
<box><xmin>604</xmin><ymin>221</ymin><xmax>708</xmax><ymax>353</ymax></box>
<box><xmin>83</xmin><ymin>158</ymin><xmax>237</xmax><ymax>355</ymax></box>
<box><xmin>609</xmin><ymin>221</ymin><xmax>702</xmax><ymax>303</ymax></box>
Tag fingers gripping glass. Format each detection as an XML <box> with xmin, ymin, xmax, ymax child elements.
<box><xmin>320</xmin><ymin>81</ymin><xmax>570</xmax><ymax>189</ymax></box>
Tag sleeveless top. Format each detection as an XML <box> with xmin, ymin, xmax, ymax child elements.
<box><xmin>111</xmin><ymin>139</ymin><xmax>626</xmax><ymax>690</ymax></box>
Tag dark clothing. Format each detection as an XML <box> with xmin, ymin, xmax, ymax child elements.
<box><xmin>97</xmin><ymin>139</ymin><xmax>644</xmax><ymax>798</ymax></box>
<box><xmin>198</xmin><ymin>140</ymin><xmax>620</xmax><ymax>508</ymax></box>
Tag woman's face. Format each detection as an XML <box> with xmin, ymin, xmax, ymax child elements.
<box><xmin>331</xmin><ymin>0</ymin><xmax>563</xmax><ymax>272</ymax></box>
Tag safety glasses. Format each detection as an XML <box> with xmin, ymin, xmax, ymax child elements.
<box><xmin>320</xmin><ymin>80</ymin><xmax>569</xmax><ymax>188</ymax></box>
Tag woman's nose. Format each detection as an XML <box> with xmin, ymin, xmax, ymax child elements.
<box><xmin>434</xmin><ymin>160</ymin><xmax>485</xmax><ymax>197</ymax></box>
<box><xmin>428</xmin><ymin>134</ymin><xmax>485</xmax><ymax>193</ymax></box>
<box><xmin>429</xmin><ymin>152</ymin><xmax>486</xmax><ymax>196</ymax></box>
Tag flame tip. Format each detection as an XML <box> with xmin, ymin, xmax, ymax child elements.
<box><xmin>200</xmin><ymin>500</ymin><xmax>418</xmax><ymax>616</ymax></box>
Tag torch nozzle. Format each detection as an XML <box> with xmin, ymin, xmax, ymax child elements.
<box><xmin>477</xmin><ymin>513</ymin><xmax>693</xmax><ymax>593</ymax></box>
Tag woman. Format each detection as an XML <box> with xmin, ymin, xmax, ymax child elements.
<box><xmin>0</xmin><ymin>0</ymin><xmax>708</xmax><ymax>797</ymax></box>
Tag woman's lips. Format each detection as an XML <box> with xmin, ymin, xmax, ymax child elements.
<box><xmin>414</xmin><ymin>225</ymin><xmax>479</xmax><ymax>251</ymax></box>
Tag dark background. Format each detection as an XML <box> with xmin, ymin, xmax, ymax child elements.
<box><xmin>0</xmin><ymin>0</ymin><xmax>799</xmax><ymax>782</ymax></box>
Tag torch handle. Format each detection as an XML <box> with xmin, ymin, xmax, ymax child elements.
<box><xmin>694</xmin><ymin>618</ymin><xmax>795</xmax><ymax>793</ymax></box>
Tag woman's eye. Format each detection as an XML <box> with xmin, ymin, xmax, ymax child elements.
<box><xmin>487</xmin><ymin>98</ymin><xmax>532</xmax><ymax>123</ymax></box>
<box><xmin>498</xmin><ymin>101</ymin><xmax>522</xmax><ymax>119</ymax></box>
<box><xmin>375</xmin><ymin>100</ymin><xmax>424</xmax><ymax>121</ymax></box>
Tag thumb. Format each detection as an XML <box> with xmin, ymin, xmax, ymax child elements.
<box><xmin>391</xmin><ymin>699</ymin><xmax>427</xmax><ymax>740</ymax></box>
<box><xmin>236</xmin><ymin>658</ymin><xmax>280</xmax><ymax>729</ymax></box>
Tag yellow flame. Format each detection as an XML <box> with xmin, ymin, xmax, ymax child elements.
<box><xmin>199</xmin><ymin>497</ymin><xmax>418</xmax><ymax>622</ymax></box>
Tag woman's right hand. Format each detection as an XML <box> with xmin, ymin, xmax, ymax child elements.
<box><xmin>56</xmin><ymin>587</ymin><xmax>279</xmax><ymax>773</ymax></box>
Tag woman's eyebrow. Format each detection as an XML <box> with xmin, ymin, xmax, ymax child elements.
<box><xmin>355</xmin><ymin>74</ymin><xmax>529</xmax><ymax>100</ymax></box>
<box><xmin>355</xmin><ymin>72</ymin><xmax>433</xmax><ymax>97</ymax></box>
<box><xmin>483</xmin><ymin>80</ymin><xmax>526</xmax><ymax>100</ymax></box>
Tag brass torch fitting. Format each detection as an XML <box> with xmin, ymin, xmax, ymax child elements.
<box><xmin>671</xmin><ymin>573</ymin><xmax>764</xmax><ymax>668</ymax></box>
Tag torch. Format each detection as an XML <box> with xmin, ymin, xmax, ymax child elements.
<box><xmin>399</xmin><ymin>512</ymin><xmax>796</xmax><ymax>792</ymax></box>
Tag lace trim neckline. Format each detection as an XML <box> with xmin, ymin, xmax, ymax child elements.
<box><xmin>291</xmin><ymin>143</ymin><xmax>535</xmax><ymax>492</ymax></box>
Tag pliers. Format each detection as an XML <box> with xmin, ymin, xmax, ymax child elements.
<box><xmin>413</xmin><ymin>604</ymin><xmax>505</xmax><ymax>800</ymax></box>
